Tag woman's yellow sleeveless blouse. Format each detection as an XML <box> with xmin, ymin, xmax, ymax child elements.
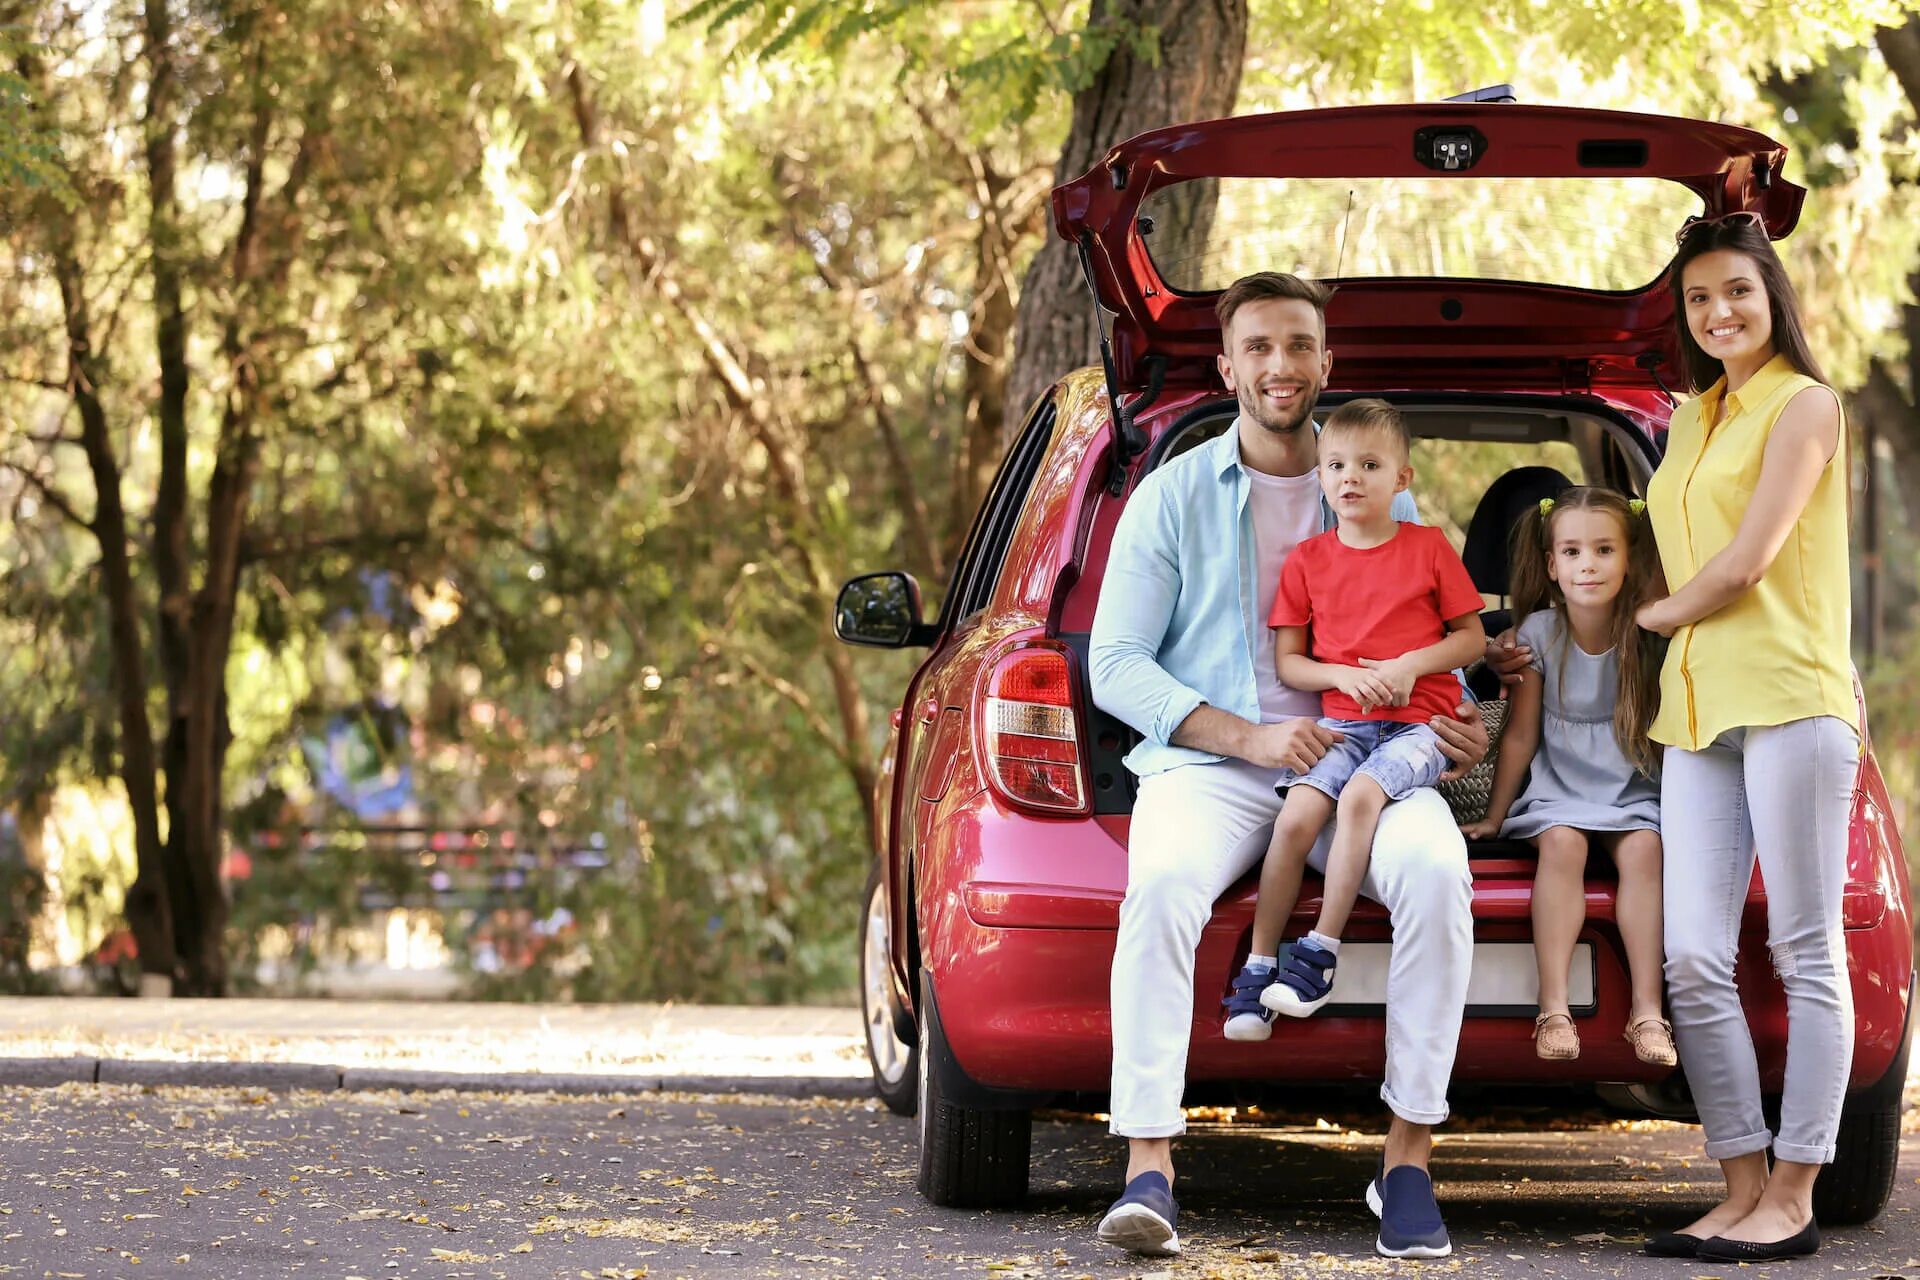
<box><xmin>1646</xmin><ymin>354</ymin><xmax>1853</xmax><ymax>751</ymax></box>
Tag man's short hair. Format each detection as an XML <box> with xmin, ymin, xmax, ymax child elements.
<box><xmin>1321</xmin><ymin>397</ymin><xmax>1410</xmax><ymax>459</ymax></box>
<box><xmin>1214</xmin><ymin>272</ymin><xmax>1333</xmax><ymax>339</ymax></box>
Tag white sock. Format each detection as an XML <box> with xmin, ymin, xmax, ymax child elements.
<box><xmin>1246</xmin><ymin>953</ymin><xmax>1278</xmax><ymax>971</ymax></box>
<box><xmin>1306</xmin><ymin>930</ymin><xmax>1342</xmax><ymax>956</ymax></box>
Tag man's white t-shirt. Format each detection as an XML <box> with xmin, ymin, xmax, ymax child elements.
<box><xmin>1244</xmin><ymin>466</ymin><xmax>1325</xmax><ymax>724</ymax></box>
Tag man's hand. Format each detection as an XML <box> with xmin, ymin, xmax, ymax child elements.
<box><xmin>1238</xmin><ymin>717</ymin><xmax>1345</xmax><ymax>773</ymax></box>
<box><xmin>1330</xmin><ymin>666</ymin><xmax>1398</xmax><ymax>714</ymax></box>
<box><xmin>1430</xmin><ymin>699</ymin><xmax>1490</xmax><ymax>782</ymax></box>
<box><xmin>1485</xmin><ymin>629</ymin><xmax>1532</xmax><ymax>690</ymax></box>
<box><xmin>1356</xmin><ymin>656</ymin><xmax>1417</xmax><ymax>707</ymax></box>
<box><xmin>1635</xmin><ymin>597</ymin><xmax>1678</xmax><ymax>637</ymax></box>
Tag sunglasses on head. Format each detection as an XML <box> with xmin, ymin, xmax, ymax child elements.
<box><xmin>1674</xmin><ymin>209</ymin><xmax>1767</xmax><ymax>247</ymax></box>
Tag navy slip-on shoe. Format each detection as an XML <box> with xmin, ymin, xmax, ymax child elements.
<box><xmin>1370</xmin><ymin>1164</ymin><xmax>1452</xmax><ymax>1259</ymax></box>
<box><xmin>1096</xmin><ymin>1170</ymin><xmax>1180</xmax><ymax>1256</ymax></box>
<box><xmin>1695</xmin><ymin>1220</ymin><xmax>1820</xmax><ymax>1261</ymax></box>
<box><xmin>1643</xmin><ymin>1229</ymin><xmax>1706</xmax><ymax>1258</ymax></box>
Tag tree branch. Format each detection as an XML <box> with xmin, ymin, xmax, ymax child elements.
<box><xmin>0</xmin><ymin>458</ymin><xmax>94</xmax><ymax>532</ymax></box>
<box><xmin>239</xmin><ymin>524</ymin><xmax>430</xmax><ymax>566</ymax></box>
<box><xmin>776</xmin><ymin>194</ymin><xmax>943</xmax><ymax>582</ymax></box>
<box><xmin>719</xmin><ymin>640</ymin><xmax>854</xmax><ymax>769</ymax></box>
<box><xmin>0</xmin><ymin>372</ymin><xmax>72</xmax><ymax>393</ymax></box>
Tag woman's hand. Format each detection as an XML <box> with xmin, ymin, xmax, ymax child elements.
<box><xmin>1636</xmin><ymin>596</ymin><xmax>1678</xmax><ymax>637</ymax></box>
<box><xmin>1484</xmin><ymin>629</ymin><xmax>1532</xmax><ymax>690</ymax></box>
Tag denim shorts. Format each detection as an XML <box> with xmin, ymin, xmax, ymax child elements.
<box><xmin>1277</xmin><ymin>717</ymin><xmax>1446</xmax><ymax>803</ymax></box>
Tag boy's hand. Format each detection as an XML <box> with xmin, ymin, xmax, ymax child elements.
<box><xmin>1356</xmin><ymin>656</ymin><xmax>1417</xmax><ymax>707</ymax></box>
<box><xmin>1431</xmin><ymin>699</ymin><xmax>1490</xmax><ymax>781</ymax></box>
<box><xmin>1332</xmin><ymin>666</ymin><xmax>1397</xmax><ymax>713</ymax></box>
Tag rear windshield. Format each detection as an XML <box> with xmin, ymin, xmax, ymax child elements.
<box><xmin>1137</xmin><ymin>176</ymin><xmax>1703</xmax><ymax>294</ymax></box>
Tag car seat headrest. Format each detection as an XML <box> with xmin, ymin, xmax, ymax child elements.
<box><xmin>1461</xmin><ymin>466</ymin><xmax>1575</xmax><ymax>596</ymax></box>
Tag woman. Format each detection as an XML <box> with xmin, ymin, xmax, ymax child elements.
<box><xmin>1636</xmin><ymin>210</ymin><xmax>1857</xmax><ymax>1262</ymax></box>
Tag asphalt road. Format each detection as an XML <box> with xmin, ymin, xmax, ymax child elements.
<box><xmin>0</xmin><ymin>1084</ymin><xmax>1915</xmax><ymax>1279</ymax></box>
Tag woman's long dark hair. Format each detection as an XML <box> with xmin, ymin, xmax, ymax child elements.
<box><xmin>1508</xmin><ymin>487</ymin><xmax>1666</xmax><ymax>777</ymax></box>
<box><xmin>1669</xmin><ymin>217</ymin><xmax>1828</xmax><ymax>394</ymax></box>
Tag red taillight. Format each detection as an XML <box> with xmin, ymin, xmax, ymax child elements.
<box><xmin>981</xmin><ymin>646</ymin><xmax>1088</xmax><ymax>814</ymax></box>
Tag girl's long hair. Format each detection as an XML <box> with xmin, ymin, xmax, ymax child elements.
<box><xmin>1669</xmin><ymin>217</ymin><xmax>1828</xmax><ymax>393</ymax></box>
<box><xmin>1508</xmin><ymin>486</ymin><xmax>1666</xmax><ymax>777</ymax></box>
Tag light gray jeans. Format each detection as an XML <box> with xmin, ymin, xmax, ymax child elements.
<box><xmin>1110</xmin><ymin>758</ymin><xmax>1474</xmax><ymax>1136</ymax></box>
<box><xmin>1661</xmin><ymin>716</ymin><xmax>1859</xmax><ymax>1164</ymax></box>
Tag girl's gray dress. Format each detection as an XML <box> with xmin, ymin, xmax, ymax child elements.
<box><xmin>1500</xmin><ymin>609</ymin><xmax>1661</xmax><ymax>839</ymax></box>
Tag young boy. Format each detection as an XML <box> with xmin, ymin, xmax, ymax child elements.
<box><xmin>1223</xmin><ymin>399</ymin><xmax>1486</xmax><ymax>1041</ymax></box>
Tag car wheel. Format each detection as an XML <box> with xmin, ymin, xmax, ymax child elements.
<box><xmin>916</xmin><ymin>970</ymin><xmax>1031</xmax><ymax>1208</ymax></box>
<box><xmin>1814</xmin><ymin>1000</ymin><xmax>1913</xmax><ymax>1226</ymax></box>
<box><xmin>860</xmin><ymin>864</ymin><xmax>917</xmax><ymax>1117</ymax></box>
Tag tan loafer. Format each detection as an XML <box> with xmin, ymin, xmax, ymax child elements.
<box><xmin>1533</xmin><ymin>1010</ymin><xmax>1580</xmax><ymax>1060</ymax></box>
<box><xmin>1624</xmin><ymin>1015</ymin><xmax>1678</xmax><ymax>1067</ymax></box>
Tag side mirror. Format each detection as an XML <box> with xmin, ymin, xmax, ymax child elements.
<box><xmin>834</xmin><ymin>572</ymin><xmax>935</xmax><ymax>648</ymax></box>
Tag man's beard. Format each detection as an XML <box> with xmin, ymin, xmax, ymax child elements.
<box><xmin>1241</xmin><ymin>379</ymin><xmax>1320</xmax><ymax>436</ymax></box>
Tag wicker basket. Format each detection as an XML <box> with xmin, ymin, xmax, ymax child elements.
<box><xmin>1435</xmin><ymin>694</ymin><xmax>1510</xmax><ymax>826</ymax></box>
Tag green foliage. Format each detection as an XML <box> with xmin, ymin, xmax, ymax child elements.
<box><xmin>6</xmin><ymin>0</ymin><xmax>1920</xmax><ymax>1001</ymax></box>
<box><xmin>0</xmin><ymin>27</ymin><xmax>68</xmax><ymax>206</ymax></box>
<box><xmin>677</xmin><ymin>0</ymin><xmax>1156</xmax><ymax>125</ymax></box>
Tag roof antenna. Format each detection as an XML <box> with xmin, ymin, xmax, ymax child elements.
<box><xmin>1333</xmin><ymin>188</ymin><xmax>1356</xmax><ymax>279</ymax></box>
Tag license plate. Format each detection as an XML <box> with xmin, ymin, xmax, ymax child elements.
<box><xmin>1306</xmin><ymin>941</ymin><xmax>1596</xmax><ymax>1017</ymax></box>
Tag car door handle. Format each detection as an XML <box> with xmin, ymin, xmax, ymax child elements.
<box><xmin>918</xmin><ymin>698</ymin><xmax>939</xmax><ymax>724</ymax></box>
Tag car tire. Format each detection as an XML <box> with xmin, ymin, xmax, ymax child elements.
<box><xmin>916</xmin><ymin>970</ymin><xmax>1031</xmax><ymax>1208</ymax></box>
<box><xmin>860</xmin><ymin>864</ymin><xmax>917</xmax><ymax>1117</ymax></box>
<box><xmin>1814</xmin><ymin>995</ymin><xmax>1913</xmax><ymax>1226</ymax></box>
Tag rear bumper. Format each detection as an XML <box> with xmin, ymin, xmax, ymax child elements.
<box><xmin>921</xmin><ymin>794</ymin><xmax>1912</xmax><ymax>1096</ymax></box>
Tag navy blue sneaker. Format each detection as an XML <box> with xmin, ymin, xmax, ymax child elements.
<box><xmin>1367</xmin><ymin>1163</ymin><xmax>1451</xmax><ymax>1259</ymax></box>
<box><xmin>1221</xmin><ymin>960</ymin><xmax>1278</xmax><ymax>1041</ymax></box>
<box><xmin>1096</xmin><ymin>1170</ymin><xmax>1180</xmax><ymax>1256</ymax></box>
<box><xmin>1260</xmin><ymin>938</ymin><xmax>1337</xmax><ymax>1016</ymax></box>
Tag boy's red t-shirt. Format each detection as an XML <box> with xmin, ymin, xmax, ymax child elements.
<box><xmin>1267</xmin><ymin>522</ymin><xmax>1483</xmax><ymax>724</ymax></box>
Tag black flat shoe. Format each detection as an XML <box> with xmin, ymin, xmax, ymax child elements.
<box><xmin>1643</xmin><ymin>1230</ymin><xmax>1705</xmax><ymax>1258</ymax></box>
<box><xmin>1695</xmin><ymin>1220</ymin><xmax>1821</xmax><ymax>1261</ymax></box>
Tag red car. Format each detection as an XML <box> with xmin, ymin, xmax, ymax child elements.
<box><xmin>838</xmin><ymin>100</ymin><xmax>1913</xmax><ymax>1223</ymax></box>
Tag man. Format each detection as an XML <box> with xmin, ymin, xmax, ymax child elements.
<box><xmin>1087</xmin><ymin>272</ymin><xmax>1487</xmax><ymax>1260</ymax></box>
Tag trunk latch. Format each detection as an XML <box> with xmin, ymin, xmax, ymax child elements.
<box><xmin>1415</xmin><ymin>125</ymin><xmax>1486</xmax><ymax>172</ymax></box>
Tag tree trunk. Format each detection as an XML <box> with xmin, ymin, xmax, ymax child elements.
<box><xmin>145</xmin><ymin>0</ymin><xmax>201</xmax><ymax>994</ymax></box>
<box><xmin>1003</xmin><ymin>0</ymin><xmax>1248</xmax><ymax>436</ymax></box>
<box><xmin>51</xmin><ymin>239</ymin><xmax>176</xmax><ymax>988</ymax></box>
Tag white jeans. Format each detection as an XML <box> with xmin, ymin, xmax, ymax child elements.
<box><xmin>1109</xmin><ymin>757</ymin><xmax>1474</xmax><ymax>1136</ymax></box>
<box><xmin>1661</xmin><ymin>717</ymin><xmax>1859</xmax><ymax>1164</ymax></box>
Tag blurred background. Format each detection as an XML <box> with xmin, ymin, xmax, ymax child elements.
<box><xmin>1</xmin><ymin>0</ymin><xmax>1917</xmax><ymax>1004</ymax></box>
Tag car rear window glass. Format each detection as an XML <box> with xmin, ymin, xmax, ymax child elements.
<box><xmin>1137</xmin><ymin>176</ymin><xmax>1703</xmax><ymax>294</ymax></box>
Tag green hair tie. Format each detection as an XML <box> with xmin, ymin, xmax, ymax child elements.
<box><xmin>1628</xmin><ymin>498</ymin><xmax>1647</xmax><ymax>516</ymax></box>
<box><xmin>1538</xmin><ymin>497</ymin><xmax>1554</xmax><ymax>515</ymax></box>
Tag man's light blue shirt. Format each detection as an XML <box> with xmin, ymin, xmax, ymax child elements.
<box><xmin>1088</xmin><ymin>419</ymin><xmax>1420</xmax><ymax>778</ymax></box>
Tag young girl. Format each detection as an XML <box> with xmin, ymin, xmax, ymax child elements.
<box><xmin>1460</xmin><ymin>486</ymin><xmax>1672</xmax><ymax>1067</ymax></box>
